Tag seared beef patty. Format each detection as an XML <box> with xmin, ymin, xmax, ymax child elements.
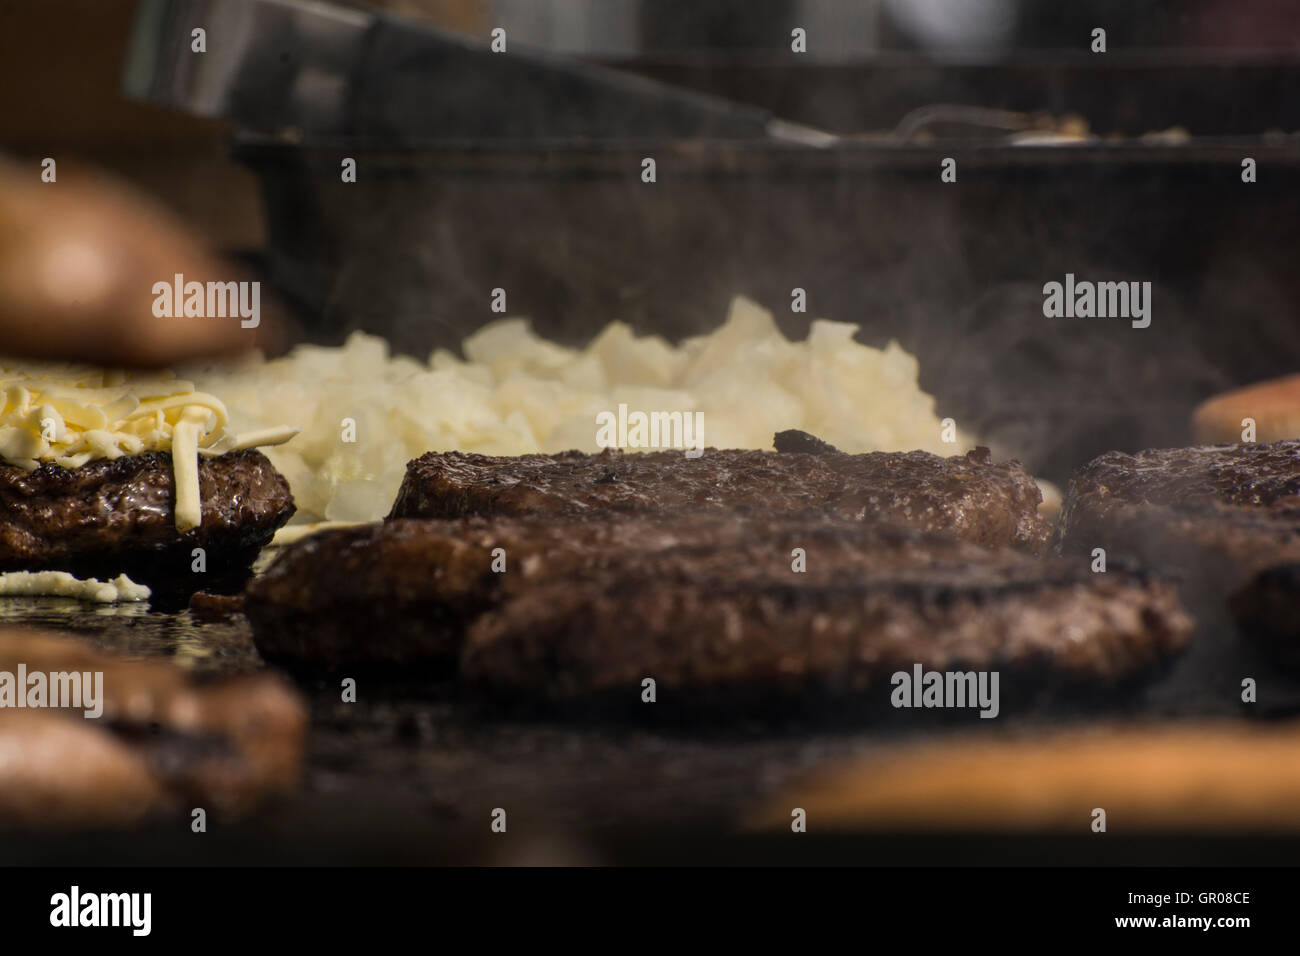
<box><xmin>1057</xmin><ymin>441</ymin><xmax>1300</xmax><ymax>665</ymax></box>
<box><xmin>249</xmin><ymin>512</ymin><xmax>884</xmax><ymax>666</ymax></box>
<box><xmin>1057</xmin><ymin>441</ymin><xmax>1300</xmax><ymax>584</ymax></box>
<box><xmin>388</xmin><ymin>432</ymin><xmax>1051</xmax><ymax>552</ymax></box>
<box><xmin>0</xmin><ymin>449</ymin><xmax>295</xmax><ymax>591</ymax></box>
<box><xmin>460</xmin><ymin>524</ymin><xmax>1191</xmax><ymax>704</ymax></box>
<box><xmin>247</xmin><ymin>514</ymin><xmax>1192</xmax><ymax>700</ymax></box>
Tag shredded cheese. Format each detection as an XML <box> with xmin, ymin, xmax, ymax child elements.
<box><xmin>269</xmin><ymin>520</ymin><xmax>373</xmax><ymax>547</ymax></box>
<box><xmin>0</xmin><ymin>362</ymin><xmax>298</xmax><ymax>531</ymax></box>
<box><xmin>0</xmin><ymin>570</ymin><xmax>150</xmax><ymax>603</ymax></box>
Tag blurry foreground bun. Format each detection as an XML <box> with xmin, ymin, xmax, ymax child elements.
<box><xmin>747</xmin><ymin>722</ymin><xmax>1300</xmax><ymax>832</ymax></box>
<box><xmin>0</xmin><ymin>628</ymin><xmax>305</xmax><ymax>827</ymax></box>
<box><xmin>1193</xmin><ymin>374</ymin><xmax>1300</xmax><ymax>444</ymax></box>
<box><xmin>0</xmin><ymin>156</ymin><xmax>280</xmax><ymax>366</ymax></box>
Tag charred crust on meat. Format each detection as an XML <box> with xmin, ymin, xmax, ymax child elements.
<box><xmin>247</xmin><ymin>513</ymin><xmax>1192</xmax><ymax>702</ymax></box>
<box><xmin>1057</xmin><ymin>440</ymin><xmax>1300</xmax><ymax>585</ymax></box>
<box><xmin>459</xmin><ymin>539</ymin><xmax>1193</xmax><ymax>705</ymax></box>
<box><xmin>387</xmin><ymin>438</ymin><xmax>1052</xmax><ymax>552</ymax></box>
<box><xmin>0</xmin><ymin>449</ymin><xmax>295</xmax><ymax>594</ymax></box>
<box><xmin>773</xmin><ymin>429</ymin><xmax>840</xmax><ymax>455</ymax></box>
<box><xmin>1058</xmin><ymin>440</ymin><xmax>1300</xmax><ymax>663</ymax></box>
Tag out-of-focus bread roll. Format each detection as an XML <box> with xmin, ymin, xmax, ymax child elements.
<box><xmin>0</xmin><ymin>156</ymin><xmax>280</xmax><ymax>366</ymax></box>
<box><xmin>0</xmin><ymin>628</ymin><xmax>306</xmax><ymax>827</ymax></box>
<box><xmin>746</xmin><ymin>722</ymin><xmax>1300</xmax><ymax>832</ymax></box>
<box><xmin>0</xmin><ymin>712</ymin><xmax>163</xmax><ymax>828</ymax></box>
<box><xmin>1192</xmin><ymin>374</ymin><xmax>1300</xmax><ymax>444</ymax></box>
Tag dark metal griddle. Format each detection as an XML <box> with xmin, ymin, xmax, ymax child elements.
<box><xmin>23</xmin><ymin>0</ymin><xmax>1292</xmax><ymax>863</ymax></box>
<box><xmin>4</xmin><ymin>568</ymin><xmax>1300</xmax><ymax>867</ymax></box>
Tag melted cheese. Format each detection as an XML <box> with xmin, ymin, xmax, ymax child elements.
<box><xmin>270</xmin><ymin>520</ymin><xmax>373</xmax><ymax>547</ymax></box>
<box><xmin>0</xmin><ymin>363</ymin><xmax>298</xmax><ymax>530</ymax></box>
<box><xmin>170</xmin><ymin>405</ymin><xmax>207</xmax><ymax>532</ymax></box>
<box><xmin>0</xmin><ymin>571</ymin><xmax>150</xmax><ymax>603</ymax></box>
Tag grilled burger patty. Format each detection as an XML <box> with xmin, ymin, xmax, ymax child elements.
<box><xmin>1057</xmin><ymin>441</ymin><xmax>1300</xmax><ymax>585</ymax></box>
<box><xmin>1057</xmin><ymin>440</ymin><xmax>1300</xmax><ymax>668</ymax></box>
<box><xmin>246</xmin><ymin>514</ymin><xmax>1192</xmax><ymax>699</ymax></box>
<box><xmin>0</xmin><ymin>449</ymin><xmax>295</xmax><ymax>588</ymax></box>
<box><xmin>249</xmin><ymin>512</ymin><xmax>895</xmax><ymax>665</ymax></box>
<box><xmin>460</xmin><ymin>525</ymin><xmax>1191</xmax><ymax>703</ymax></box>
<box><xmin>388</xmin><ymin>431</ymin><xmax>1052</xmax><ymax>553</ymax></box>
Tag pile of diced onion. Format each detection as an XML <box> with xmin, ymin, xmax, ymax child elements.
<box><xmin>185</xmin><ymin>296</ymin><xmax>969</xmax><ymax>524</ymax></box>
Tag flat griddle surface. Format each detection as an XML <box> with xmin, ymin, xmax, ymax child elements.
<box><xmin>3</xmin><ymin>584</ymin><xmax>1300</xmax><ymax>865</ymax></box>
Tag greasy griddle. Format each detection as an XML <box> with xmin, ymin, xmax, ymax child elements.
<box><xmin>5</xmin><ymin>570</ymin><xmax>1300</xmax><ymax>865</ymax></box>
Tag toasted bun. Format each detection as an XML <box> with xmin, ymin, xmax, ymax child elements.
<box><xmin>1192</xmin><ymin>373</ymin><xmax>1300</xmax><ymax>444</ymax></box>
<box><xmin>745</xmin><ymin>722</ymin><xmax>1300</xmax><ymax>832</ymax></box>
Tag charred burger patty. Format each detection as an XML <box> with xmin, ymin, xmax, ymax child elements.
<box><xmin>1058</xmin><ymin>440</ymin><xmax>1300</xmax><ymax>669</ymax></box>
<box><xmin>246</xmin><ymin>512</ymin><xmax>1192</xmax><ymax>704</ymax></box>
<box><xmin>459</xmin><ymin>521</ymin><xmax>1191</xmax><ymax>705</ymax></box>
<box><xmin>0</xmin><ymin>449</ymin><xmax>294</xmax><ymax>589</ymax></box>
<box><xmin>1057</xmin><ymin>440</ymin><xmax>1300</xmax><ymax>582</ymax></box>
<box><xmin>389</xmin><ymin>431</ymin><xmax>1052</xmax><ymax>553</ymax></box>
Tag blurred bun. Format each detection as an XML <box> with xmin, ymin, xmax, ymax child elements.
<box><xmin>0</xmin><ymin>157</ymin><xmax>280</xmax><ymax>366</ymax></box>
<box><xmin>1192</xmin><ymin>374</ymin><xmax>1300</xmax><ymax>444</ymax></box>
